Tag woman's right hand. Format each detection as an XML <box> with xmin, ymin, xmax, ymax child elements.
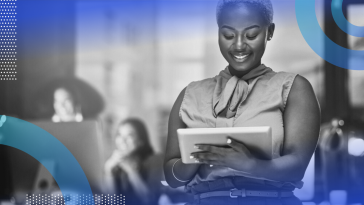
<box><xmin>104</xmin><ymin>150</ymin><xmax>123</xmax><ymax>174</ymax></box>
<box><xmin>164</xmin><ymin>88</ymin><xmax>201</xmax><ymax>188</ymax></box>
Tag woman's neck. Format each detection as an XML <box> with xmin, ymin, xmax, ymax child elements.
<box><xmin>228</xmin><ymin>62</ymin><xmax>262</xmax><ymax>78</ymax></box>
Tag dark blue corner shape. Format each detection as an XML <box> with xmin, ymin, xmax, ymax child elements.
<box><xmin>0</xmin><ymin>116</ymin><xmax>94</xmax><ymax>205</ymax></box>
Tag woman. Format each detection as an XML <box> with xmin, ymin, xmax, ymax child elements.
<box><xmin>52</xmin><ymin>87</ymin><xmax>83</xmax><ymax>122</ymax></box>
<box><xmin>164</xmin><ymin>0</ymin><xmax>321</xmax><ymax>204</ymax></box>
<box><xmin>104</xmin><ymin>118</ymin><xmax>163</xmax><ymax>205</ymax></box>
<box><xmin>33</xmin><ymin>77</ymin><xmax>104</xmax><ymax>121</ymax></box>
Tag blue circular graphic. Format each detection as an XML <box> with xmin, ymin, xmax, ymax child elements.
<box><xmin>331</xmin><ymin>0</ymin><xmax>364</xmax><ymax>37</ymax></box>
<box><xmin>296</xmin><ymin>0</ymin><xmax>364</xmax><ymax>70</ymax></box>
<box><xmin>0</xmin><ymin>116</ymin><xmax>94</xmax><ymax>205</ymax></box>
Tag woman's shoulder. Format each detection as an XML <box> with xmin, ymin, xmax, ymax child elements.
<box><xmin>260</xmin><ymin>70</ymin><xmax>300</xmax><ymax>110</ymax></box>
<box><xmin>267</xmin><ymin>70</ymin><xmax>298</xmax><ymax>84</ymax></box>
<box><xmin>183</xmin><ymin>76</ymin><xmax>218</xmax><ymax>101</ymax></box>
<box><xmin>269</xmin><ymin>71</ymin><xmax>311</xmax><ymax>91</ymax></box>
<box><xmin>186</xmin><ymin>76</ymin><xmax>217</xmax><ymax>91</ymax></box>
<box><xmin>286</xmin><ymin>74</ymin><xmax>316</xmax><ymax>102</ymax></box>
<box><xmin>267</xmin><ymin>70</ymin><xmax>316</xmax><ymax>110</ymax></box>
<box><xmin>265</xmin><ymin>71</ymin><xmax>298</xmax><ymax>94</ymax></box>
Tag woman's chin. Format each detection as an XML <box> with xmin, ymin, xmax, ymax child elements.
<box><xmin>229</xmin><ymin>64</ymin><xmax>252</xmax><ymax>74</ymax></box>
<box><xmin>229</xmin><ymin>60</ymin><xmax>261</xmax><ymax>74</ymax></box>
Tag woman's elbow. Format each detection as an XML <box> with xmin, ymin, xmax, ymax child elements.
<box><xmin>289</xmin><ymin>170</ymin><xmax>305</xmax><ymax>182</ymax></box>
<box><xmin>287</xmin><ymin>162</ymin><xmax>307</xmax><ymax>182</ymax></box>
<box><xmin>163</xmin><ymin>170</ymin><xmax>186</xmax><ymax>188</ymax></box>
<box><xmin>163</xmin><ymin>163</ymin><xmax>183</xmax><ymax>188</ymax></box>
<box><xmin>165</xmin><ymin>178</ymin><xmax>182</xmax><ymax>188</ymax></box>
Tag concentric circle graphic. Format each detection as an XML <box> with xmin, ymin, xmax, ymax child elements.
<box><xmin>331</xmin><ymin>0</ymin><xmax>364</xmax><ymax>37</ymax></box>
<box><xmin>296</xmin><ymin>0</ymin><xmax>364</xmax><ymax>70</ymax></box>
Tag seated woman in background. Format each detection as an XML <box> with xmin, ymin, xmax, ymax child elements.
<box><xmin>52</xmin><ymin>87</ymin><xmax>83</xmax><ymax>122</ymax></box>
<box><xmin>34</xmin><ymin>77</ymin><xmax>104</xmax><ymax>122</ymax></box>
<box><xmin>104</xmin><ymin>118</ymin><xmax>163</xmax><ymax>205</ymax></box>
<box><xmin>164</xmin><ymin>0</ymin><xmax>321</xmax><ymax>205</ymax></box>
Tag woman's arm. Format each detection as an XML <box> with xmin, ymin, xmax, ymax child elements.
<box><xmin>251</xmin><ymin>75</ymin><xmax>321</xmax><ymax>181</ymax></box>
<box><xmin>104</xmin><ymin>151</ymin><xmax>121</xmax><ymax>194</ymax></box>
<box><xmin>104</xmin><ymin>168</ymin><xmax>117</xmax><ymax>194</ymax></box>
<box><xmin>164</xmin><ymin>88</ymin><xmax>201</xmax><ymax>188</ymax></box>
<box><xmin>193</xmin><ymin>75</ymin><xmax>321</xmax><ymax>182</ymax></box>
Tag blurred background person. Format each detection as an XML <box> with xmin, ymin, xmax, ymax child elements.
<box><xmin>52</xmin><ymin>87</ymin><xmax>83</xmax><ymax>122</ymax></box>
<box><xmin>104</xmin><ymin>118</ymin><xmax>163</xmax><ymax>205</ymax></box>
<box><xmin>33</xmin><ymin>77</ymin><xmax>105</xmax><ymax>122</ymax></box>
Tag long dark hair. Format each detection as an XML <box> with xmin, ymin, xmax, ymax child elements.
<box><xmin>119</xmin><ymin>118</ymin><xmax>154</xmax><ymax>160</ymax></box>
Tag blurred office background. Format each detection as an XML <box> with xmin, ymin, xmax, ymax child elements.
<box><xmin>0</xmin><ymin>0</ymin><xmax>364</xmax><ymax>204</ymax></box>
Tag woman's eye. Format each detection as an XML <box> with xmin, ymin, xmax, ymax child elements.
<box><xmin>246</xmin><ymin>35</ymin><xmax>257</xmax><ymax>40</ymax></box>
<box><xmin>224</xmin><ymin>34</ymin><xmax>234</xmax><ymax>40</ymax></box>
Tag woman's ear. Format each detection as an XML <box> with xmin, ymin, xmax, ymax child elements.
<box><xmin>267</xmin><ymin>23</ymin><xmax>275</xmax><ymax>41</ymax></box>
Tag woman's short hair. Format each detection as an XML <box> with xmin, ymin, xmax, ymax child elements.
<box><xmin>216</xmin><ymin>0</ymin><xmax>274</xmax><ymax>26</ymax></box>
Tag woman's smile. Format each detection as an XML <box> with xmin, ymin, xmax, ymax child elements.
<box><xmin>231</xmin><ymin>52</ymin><xmax>251</xmax><ymax>62</ymax></box>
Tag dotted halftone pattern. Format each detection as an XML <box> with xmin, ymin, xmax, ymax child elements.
<box><xmin>26</xmin><ymin>194</ymin><xmax>126</xmax><ymax>205</ymax></box>
<box><xmin>0</xmin><ymin>0</ymin><xmax>16</xmax><ymax>81</ymax></box>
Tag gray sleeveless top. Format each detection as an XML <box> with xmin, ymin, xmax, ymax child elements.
<box><xmin>179</xmin><ymin>65</ymin><xmax>302</xmax><ymax>189</ymax></box>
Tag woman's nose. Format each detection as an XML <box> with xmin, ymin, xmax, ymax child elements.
<box><xmin>234</xmin><ymin>35</ymin><xmax>247</xmax><ymax>51</ymax></box>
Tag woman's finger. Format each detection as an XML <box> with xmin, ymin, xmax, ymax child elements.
<box><xmin>227</xmin><ymin>137</ymin><xmax>249</xmax><ymax>153</ymax></box>
<box><xmin>191</xmin><ymin>152</ymin><xmax>220</xmax><ymax>161</ymax></box>
<box><xmin>195</xmin><ymin>144</ymin><xmax>226</xmax><ymax>154</ymax></box>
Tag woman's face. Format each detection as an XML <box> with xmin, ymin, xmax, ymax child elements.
<box><xmin>218</xmin><ymin>4</ymin><xmax>274</xmax><ymax>76</ymax></box>
<box><xmin>53</xmin><ymin>88</ymin><xmax>76</xmax><ymax>119</ymax></box>
<box><xmin>115</xmin><ymin>123</ymin><xmax>142</xmax><ymax>156</ymax></box>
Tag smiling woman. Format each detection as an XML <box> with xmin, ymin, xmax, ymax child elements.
<box><xmin>164</xmin><ymin>0</ymin><xmax>321</xmax><ymax>205</ymax></box>
<box><xmin>104</xmin><ymin>118</ymin><xmax>163</xmax><ymax>205</ymax></box>
<box><xmin>217</xmin><ymin>0</ymin><xmax>275</xmax><ymax>76</ymax></box>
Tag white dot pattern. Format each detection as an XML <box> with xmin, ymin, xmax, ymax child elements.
<box><xmin>25</xmin><ymin>194</ymin><xmax>126</xmax><ymax>205</ymax></box>
<box><xmin>0</xmin><ymin>0</ymin><xmax>16</xmax><ymax>81</ymax></box>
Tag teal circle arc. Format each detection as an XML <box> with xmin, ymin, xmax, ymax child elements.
<box><xmin>0</xmin><ymin>116</ymin><xmax>94</xmax><ymax>205</ymax></box>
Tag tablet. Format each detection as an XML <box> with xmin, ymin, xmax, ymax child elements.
<box><xmin>177</xmin><ymin>126</ymin><xmax>272</xmax><ymax>164</ymax></box>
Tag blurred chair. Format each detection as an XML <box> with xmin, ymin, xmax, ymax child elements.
<box><xmin>319</xmin><ymin>118</ymin><xmax>364</xmax><ymax>204</ymax></box>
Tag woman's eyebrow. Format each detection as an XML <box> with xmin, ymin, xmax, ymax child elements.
<box><xmin>244</xmin><ymin>25</ymin><xmax>260</xmax><ymax>30</ymax></box>
<box><xmin>221</xmin><ymin>25</ymin><xmax>260</xmax><ymax>31</ymax></box>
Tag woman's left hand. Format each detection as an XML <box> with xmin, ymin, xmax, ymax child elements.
<box><xmin>191</xmin><ymin>138</ymin><xmax>256</xmax><ymax>172</ymax></box>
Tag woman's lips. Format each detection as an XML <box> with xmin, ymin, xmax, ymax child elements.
<box><xmin>231</xmin><ymin>53</ymin><xmax>251</xmax><ymax>62</ymax></box>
